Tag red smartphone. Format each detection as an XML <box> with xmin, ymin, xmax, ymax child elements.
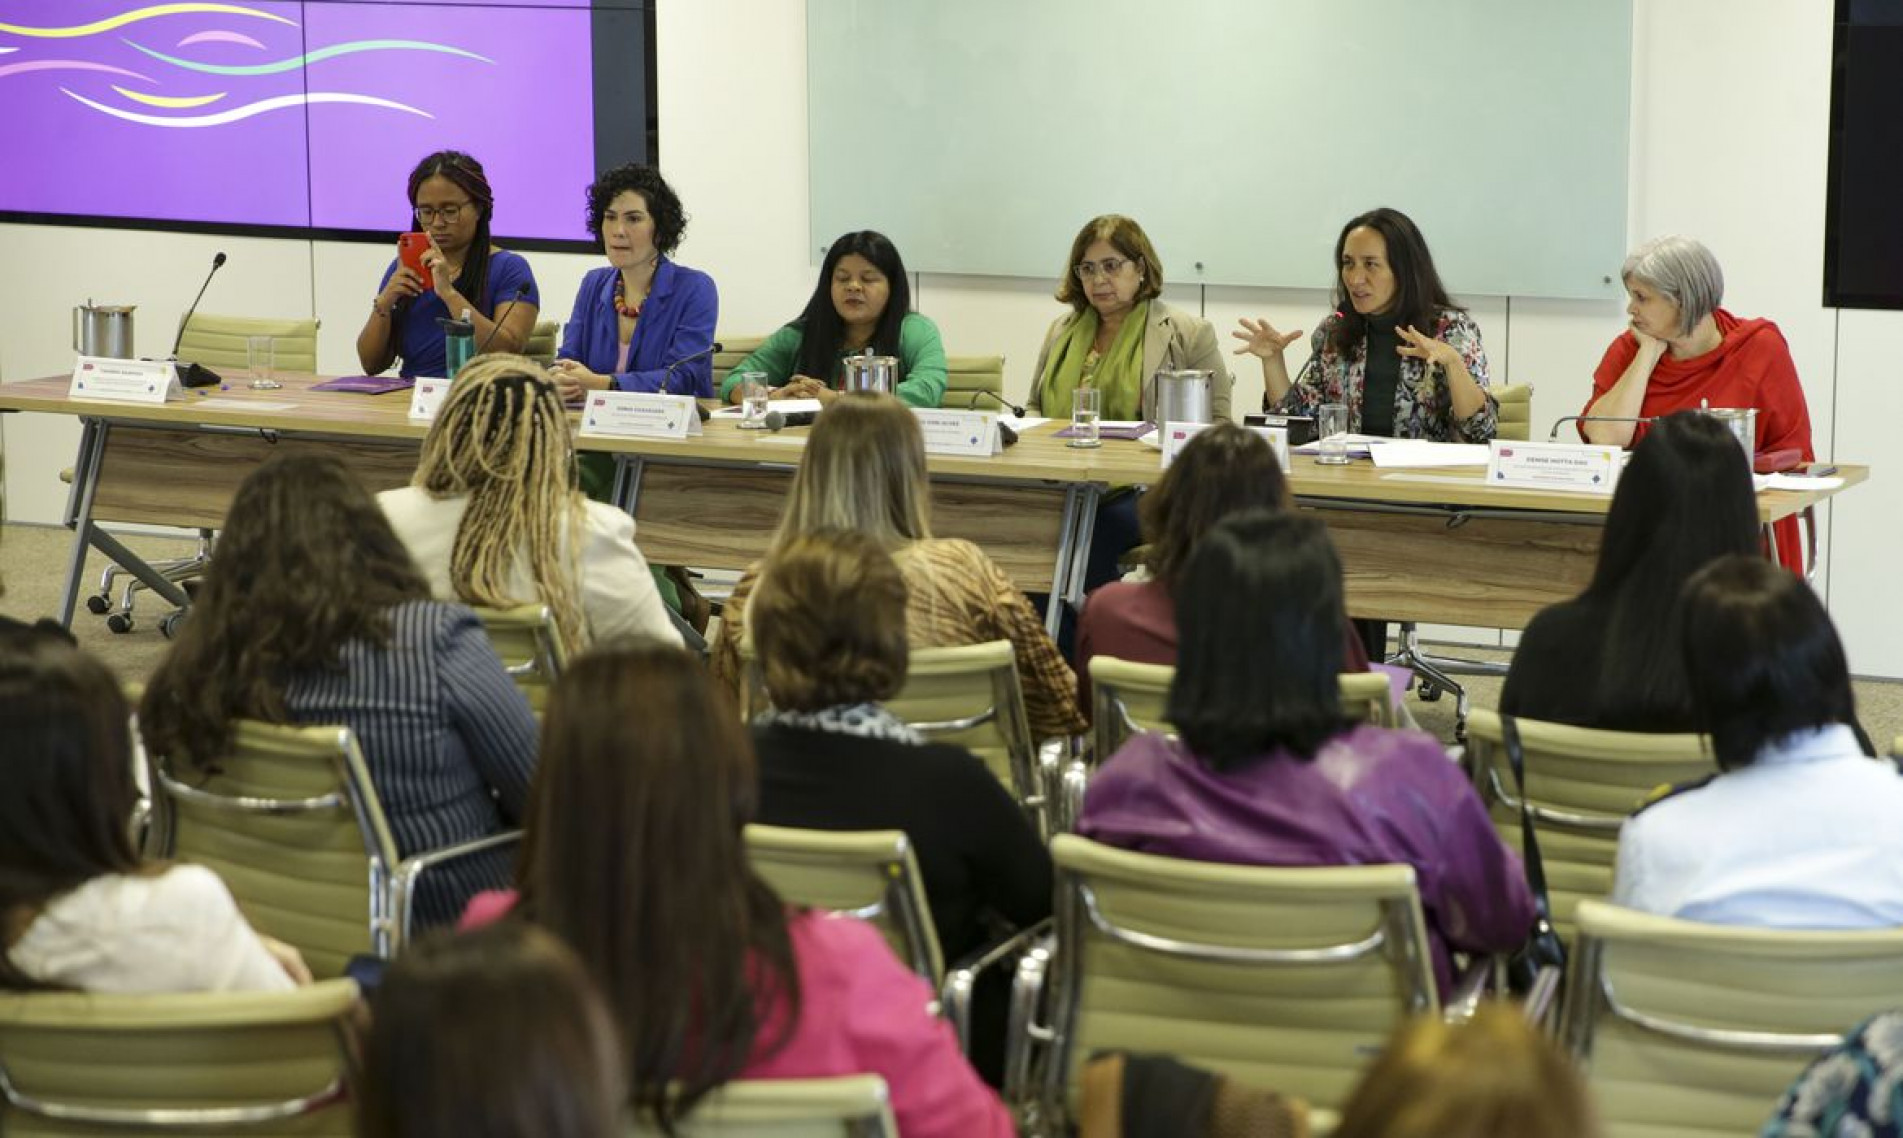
<box><xmin>397</xmin><ymin>232</ymin><xmax>433</xmax><ymax>290</ymax></box>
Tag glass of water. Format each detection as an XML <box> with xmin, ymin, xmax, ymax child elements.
<box><xmin>1068</xmin><ymin>386</ymin><xmax>1102</xmax><ymax>449</ymax></box>
<box><xmin>1316</xmin><ymin>402</ymin><xmax>1351</xmax><ymax>464</ymax></box>
<box><xmin>246</xmin><ymin>335</ymin><xmax>280</xmax><ymax>389</ymax></box>
<box><xmin>735</xmin><ymin>370</ymin><xmax>771</xmax><ymax>429</ymax></box>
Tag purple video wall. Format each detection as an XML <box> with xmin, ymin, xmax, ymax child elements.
<box><xmin>0</xmin><ymin>0</ymin><xmax>645</xmax><ymax>244</ymax></box>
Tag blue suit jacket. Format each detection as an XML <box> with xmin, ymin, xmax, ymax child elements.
<box><xmin>558</xmin><ymin>259</ymin><xmax>719</xmax><ymax>396</ymax></box>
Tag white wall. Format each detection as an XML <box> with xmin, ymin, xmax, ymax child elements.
<box><xmin>5</xmin><ymin>0</ymin><xmax>1897</xmax><ymax>675</ymax></box>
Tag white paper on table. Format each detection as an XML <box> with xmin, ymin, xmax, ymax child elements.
<box><xmin>1368</xmin><ymin>441</ymin><xmax>1492</xmax><ymax>468</ymax></box>
<box><xmin>1756</xmin><ymin>472</ymin><xmax>1844</xmax><ymax>492</ymax></box>
<box><xmin>710</xmin><ymin>397</ymin><xmax>824</xmax><ymax>418</ymax></box>
<box><xmin>192</xmin><ymin>398</ymin><xmax>299</xmax><ymax>412</ymax></box>
<box><xmin>1000</xmin><ymin>415</ymin><xmax>1053</xmax><ymax>431</ymax></box>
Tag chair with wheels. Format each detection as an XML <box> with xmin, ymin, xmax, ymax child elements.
<box><xmin>471</xmin><ymin>603</ymin><xmax>566</xmax><ymax>715</ymax></box>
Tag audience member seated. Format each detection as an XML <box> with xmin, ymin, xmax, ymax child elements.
<box><xmin>140</xmin><ymin>453</ymin><xmax>537</xmax><ymax>928</ymax></box>
<box><xmin>747</xmin><ymin>529</ymin><xmax>1052</xmax><ymax>1084</ymax></box>
<box><xmin>1074</xmin><ymin>421</ymin><xmax>1370</xmax><ymax>713</ymax></box>
<box><xmin>356</xmin><ymin>922</ymin><xmax>623</xmax><ymax>1138</ymax></box>
<box><xmin>1332</xmin><ymin>1006</ymin><xmax>1600</xmax><ymax>1138</ymax></box>
<box><xmin>1078</xmin><ymin>511</ymin><xmax>1535</xmax><ymax>995</ymax></box>
<box><xmin>379</xmin><ymin>353</ymin><xmax>682</xmax><ymax>656</ymax></box>
<box><xmin>1613</xmin><ymin>554</ymin><xmax>1903</xmax><ymax>925</ymax></box>
<box><xmin>1500</xmin><ymin>411</ymin><xmax>1760</xmax><ymax>730</ymax></box>
<box><xmin>356</xmin><ymin>149</ymin><xmax>540</xmax><ymax>378</ymax></box>
<box><xmin>1765</xmin><ymin>1011</ymin><xmax>1903</xmax><ymax>1137</ymax></box>
<box><xmin>720</xmin><ymin>230</ymin><xmax>946</xmax><ymax>408</ymax></box>
<box><xmin>711</xmin><ymin>392</ymin><xmax>1084</xmax><ymax>739</ymax></box>
<box><xmin>461</xmin><ymin>641</ymin><xmax>1012</xmax><ymax>1137</ymax></box>
<box><xmin>1</xmin><ymin>621</ymin><xmax>308</xmax><ymax>992</ymax></box>
<box><xmin>1579</xmin><ymin>235</ymin><xmax>1814</xmax><ymax>573</ymax></box>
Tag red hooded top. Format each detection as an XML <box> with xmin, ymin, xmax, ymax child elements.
<box><xmin>1586</xmin><ymin>309</ymin><xmax>1815</xmax><ymax>573</ymax></box>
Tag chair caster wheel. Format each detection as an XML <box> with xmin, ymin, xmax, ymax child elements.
<box><xmin>1418</xmin><ymin>681</ymin><xmax>1443</xmax><ymax>703</ymax></box>
<box><xmin>106</xmin><ymin>613</ymin><xmax>134</xmax><ymax>634</ymax></box>
<box><xmin>86</xmin><ymin>595</ymin><xmax>111</xmax><ymax>615</ymax></box>
<box><xmin>159</xmin><ymin>611</ymin><xmax>186</xmax><ymax>639</ymax></box>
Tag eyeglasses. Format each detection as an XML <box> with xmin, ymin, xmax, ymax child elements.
<box><xmin>1074</xmin><ymin>256</ymin><xmax>1138</xmax><ymax>281</ymax></box>
<box><xmin>413</xmin><ymin>202</ymin><xmax>472</xmax><ymax>225</ymax></box>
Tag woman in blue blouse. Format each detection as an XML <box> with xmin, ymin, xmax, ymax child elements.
<box><xmin>548</xmin><ymin>164</ymin><xmax>718</xmax><ymax>401</ymax></box>
<box><xmin>357</xmin><ymin>151</ymin><xmax>541</xmax><ymax>379</ymax></box>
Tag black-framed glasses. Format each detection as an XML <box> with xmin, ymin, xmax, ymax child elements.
<box><xmin>414</xmin><ymin>202</ymin><xmax>472</xmax><ymax>225</ymax></box>
<box><xmin>1074</xmin><ymin>256</ymin><xmax>1138</xmax><ymax>280</ymax></box>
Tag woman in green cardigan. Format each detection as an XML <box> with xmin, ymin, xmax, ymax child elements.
<box><xmin>721</xmin><ymin>230</ymin><xmax>947</xmax><ymax>409</ymax></box>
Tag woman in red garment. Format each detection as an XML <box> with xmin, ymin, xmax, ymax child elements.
<box><xmin>1580</xmin><ymin>235</ymin><xmax>1813</xmax><ymax>573</ymax></box>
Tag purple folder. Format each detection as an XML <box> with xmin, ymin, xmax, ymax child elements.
<box><xmin>1054</xmin><ymin>422</ymin><xmax>1155</xmax><ymax>440</ymax></box>
<box><xmin>310</xmin><ymin>375</ymin><xmax>415</xmax><ymax>395</ymax></box>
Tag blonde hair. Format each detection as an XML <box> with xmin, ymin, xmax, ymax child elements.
<box><xmin>412</xmin><ymin>354</ymin><xmax>588</xmax><ymax>656</ymax></box>
<box><xmin>1053</xmin><ymin>214</ymin><xmax>1165</xmax><ymax>311</ymax></box>
<box><xmin>770</xmin><ymin>393</ymin><xmax>932</xmax><ymax>554</ymax></box>
<box><xmin>1332</xmin><ymin>1007</ymin><xmax>1598</xmax><ymax>1138</ymax></box>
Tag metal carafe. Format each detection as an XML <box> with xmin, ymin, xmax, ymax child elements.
<box><xmin>72</xmin><ymin>302</ymin><xmax>136</xmax><ymax>359</ymax></box>
<box><xmin>1701</xmin><ymin>405</ymin><xmax>1758</xmax><ymax>461</ymax></box>
<box><xmin>842</xmin><ymin>353</ymin><xmax>898</xmax><ymax>395</ymax></box>
<box><xmin>1153</xmin><ymin>369</ymin><xmax>1213</xmax><ymax>426</ymax></box>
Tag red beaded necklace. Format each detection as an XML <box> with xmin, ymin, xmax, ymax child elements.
<box><xmin>612</xmin><ymin>275</ymin><xmax>647</xmax><ymax>320</ymax></box>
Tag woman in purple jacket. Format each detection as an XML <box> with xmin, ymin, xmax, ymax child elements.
<box><xmin>1078</xmin><ymin>510</ymin><xmax>1535</xmax><ymax>995</ymax></box>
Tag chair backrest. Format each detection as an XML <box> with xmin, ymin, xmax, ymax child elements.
<box><xmin>713</xmin><ymin>334</ymin><xmax>768</xmax><ymax>379</ymax></box>
<box><xmin>472</xmin><ymin>604</ymin><xmax>566</xmax><ymax>714</ymax></box>
<box><xmin>1089</xmin><ymin>656</ymin><xmax>1396</xmax><ymax>762</ymax></box>
<box><xmin>743</xmin><ymin>824</ymin><xmax>944</xmax><ymax>984</ymax></box>
<box><xmin>1465</xmin><ymin>709</ymin><xmax>1714</xmax><ymax>944</ymax></box>
<box><xmin>942</xmin><ymin>354</ymin><xmax>1005</xmax><ymax>406</ymax></box>
<box><xmin>175</xmin><ymin>313</ymin><xmax>321</xmax><ymax>373</ymax></box>
<box><xmin>147</xmin><ymin>722</ymin><xmax>403</xmax><ymax>979</ymax></box>
<box><xmin>522</xmin><ymin>318</ymin><xmax>559</xmax><ymax>366</ymax></box>
<box><xmin>627</xmin><ymin>1075</ymin><xmax>897</xmax><ymax>1138</ymax></box>
<box><xmin>1493</xmin><ymin>382</ymin><xmax>1534</xmax><ymax>442</ymax></box>
<box><xmin>884</xmin><ymin>640</ymin><xmax>1044</xmax><ymax>831</ymax></box>
<box><xmin>1044</xmin><ymin>835</ymin><xmax>1436</xmax><ymax>1125</ymax></box>
<box><xmin>0</xmin><ymin>979</ymin><xmax>360</xmax><ymax>1137</ymax></box>
<box><xmin>1560</xmin><ymin>899</ymin><xmax>1903</xmax><ymax>1138</ymax></box>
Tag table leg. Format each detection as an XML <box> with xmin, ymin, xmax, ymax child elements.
<box><xmin>614</xmin><ymin>455</ymin><xmax>647</xmax><ymax>515</ymax></box>
<box><xmin>55</xmin><ymin>420</ymin><xmax>110</xmax><ymax>627</ymax></box>
<box><xmin>1044</xmin><ymin>486</ymin><xmax>1083</xmax><ymax>639</ymax></box>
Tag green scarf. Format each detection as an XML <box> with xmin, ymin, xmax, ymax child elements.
<box><xmin>1039</xmin><ymin>301</ymin><xmax>1149</xmax><ymax>420</ymax></box>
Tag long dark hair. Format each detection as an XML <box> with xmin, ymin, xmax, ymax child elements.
<box><xmin>515</xmin><ymin>642</ymin><xmax>799</xmax><ymax>1133</ymax></box>
<box><xmin>1585</xmin><ymin>412</ymin><xmax>1760</xmax><ymax>729</ymax></box>
<box><xmin>406</xmin><ymin>150</ymin><xmax>497</xmax><ymax>313</ymax></box>
<box><xmin>1168</xmin><ymin>511</ymin><xmax>1353</xmax><ymax>767</ymax></box>
<box><xmin>139</xmin><ymin>453</ymin><xmax>432</xmax><ymax>766</ymax></box>
<box><xmin>791</xmin><ymin>231</ymin><xmax>912</xmax><ymax>382</ymax></box>
<box><xmin>1140</xmin><ymin>423</ymin><xmax>1291</xmax><ymax>586</ymax></box>
<box><xmin>356</xmin><ymin>923</ymin><xmax>625</xmax><ymax>1138</ymax></box>
<box><xmin>1681</xmin><ymin>556</ymin><xmax>1862</xmax><ymax>772</ymax></box>
<box><xmin>0</xmin><ymin>624</ymin><xmax>142</xmax><ymax>991</ymax></box>
<box><xmin>1325</xmin><ymin>207</ymin><xmax>1461</xmax><ymax>356</ymax></box>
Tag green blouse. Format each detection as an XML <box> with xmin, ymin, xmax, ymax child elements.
<box><xmin>719</xmin><ymin>311</ymin><xmax>948</xmax><ymax>408</ymax></box>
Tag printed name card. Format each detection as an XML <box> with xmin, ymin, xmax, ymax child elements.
<box><xmin>1161</xmin><ymin>422</ymin><xmax>1288</xmax><ymax>471</ymax></box>
<box><xmin>69</xmin><ymin>356</ymin><xmax>179</xmax><ymax>405</ymax></box>
<box><xmin>407</xmin><ymin>377</ymin><xmax>451</xmax><ymax>422</ymax></box>
<box><xmin>913</xmin><ymin>408</ymin><xmax>1001</xmax><ymax>457</ymax></box>
<box><xmin>578</xmin><ymin>392</ymin><xmax>703</xmax><ymax>440</ymax></box>
<box><xmin>1487</xmin><ymin>439</ymin><xmax>1623</xmax><ymax>494</ymax></box>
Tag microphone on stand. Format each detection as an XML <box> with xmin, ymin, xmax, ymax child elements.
<box><xmin>171</xmin><ymin>252</ymin><xmax>228</xmax><ymax>388</ymax></box>
<box><xmin>1548</xmin><ymin>414</ymin><xmax>1655</xmax><ymax>441</ymax></box>
<box><xmin>476</xmin><ymin>282</ymin><xmax>532</xmax><ymax>355</ymax></box>
<box><xmin>964</xmin><ymin>388</ymin><xmax>1022</xmax><ymax>446</ymax></box>
<box><xmin>658</xmin><ymin>342</ymin><xmax>722</xmax><ymax>421</ymax></box>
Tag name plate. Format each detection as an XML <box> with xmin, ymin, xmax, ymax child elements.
<box><xmin>1487</xmin><ymin>439</ymin><xmax>1623</xmax><ymax>494</ymax></box>
<box><xmin>578</xmin><ymin>392</ymin><xmax>703</xmax><ymax>440</ymax></box>
<box><xmin>913</xmin><ymin>408</ymin><xmax>1000</xmax><ymax>457</ymax></box>
<box><xmin>1160</xmin><ymin>422</ymin><xmax>1289</xmax><ymax>471</ymax></box>
<box><xmin>69</xmin><ymin>355</ymin><xmax>179</xmax><ymax>405</ymax></box>
<box><xmin>407</xmin><ymin>377</ymin><xmax>451</xmax><ymax>423</ymax></box>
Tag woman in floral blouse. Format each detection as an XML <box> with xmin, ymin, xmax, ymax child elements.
<box><xmin>1235</xmin><ymin>207</ymin><xmax>1497</xmax><ymax>443</ymax></box>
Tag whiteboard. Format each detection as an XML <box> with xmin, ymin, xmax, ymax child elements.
<box><xmin>808</xmin><ymin>0</ymin><xmax>1631</xmax><ymax>301</ymax></box>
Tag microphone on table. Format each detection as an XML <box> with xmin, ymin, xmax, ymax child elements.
<box><xmin>476</xmin><ymin>282</ymin><xmax>532</xmax><ymax>355</ymax></box>
<box><xmin>964</xmin><ymin>388</ymin><xmax>1022</xmax><ymax>446</ymax></box>
<box><xmin>764</xmin><ymin>409</ymin><xmax>819</xmax><ymax>431</ymax></box>
<box><xmin>1549</xmin><ymin>414</ymin><xmax>1655</xmax><ymax>441</ymax></box>
<box><xmin>659</xmin><ymin>342</ymin><xmax>723</xmax><ymax>421</ymax></box>
<box><xmin>170</xmin><ymin>251</ymin><xmax>228</xmax><ymax>388</ymax></box>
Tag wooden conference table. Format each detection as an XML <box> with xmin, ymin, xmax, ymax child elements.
<box><xmin>0</xmin><ymin>373</ymin><xmax>1866</xmax><ymax>638</ymax></box>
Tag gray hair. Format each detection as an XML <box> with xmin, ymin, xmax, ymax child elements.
<box><xmin>1621</xmin><ymin>236</ymin><xmax>1724</xmax><ymax>336</ymax></box>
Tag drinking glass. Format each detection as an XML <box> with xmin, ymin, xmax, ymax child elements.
<box><xmin>1316</xmin><ymin>402</ymin><xmax>1350</xmax><ymax>464</ymax></box>
<box><xmin>1068</xmin><ymin>387</ymin><xmax>1102</xmax><ymax>449</ymax></box>
<box><xmin>246</xmin><ymin>336</ymin><xmax>279</xmax><ymax>389</ymax></box>
<box><xmin>735</xmin><ymin>371</ymin><xmax>771</xmax><ymax>429</ymax></box>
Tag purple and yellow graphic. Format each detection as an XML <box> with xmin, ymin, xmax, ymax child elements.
<box><xmin>0</xmin><ymin>1</ymin><xmax>603</xmax><ymax>241</ymax></box>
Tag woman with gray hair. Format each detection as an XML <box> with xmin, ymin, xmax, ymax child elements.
<box><xmin>1579</xmin><ymin>235</ymin><xmax>1813</xmax><ymax>571</ymax></box>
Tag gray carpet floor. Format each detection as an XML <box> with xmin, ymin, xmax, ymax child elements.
<box><xmin>7</xmin><ymin>520</ymin><xmax>1903</xmax><ymax>752</ymax></box>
